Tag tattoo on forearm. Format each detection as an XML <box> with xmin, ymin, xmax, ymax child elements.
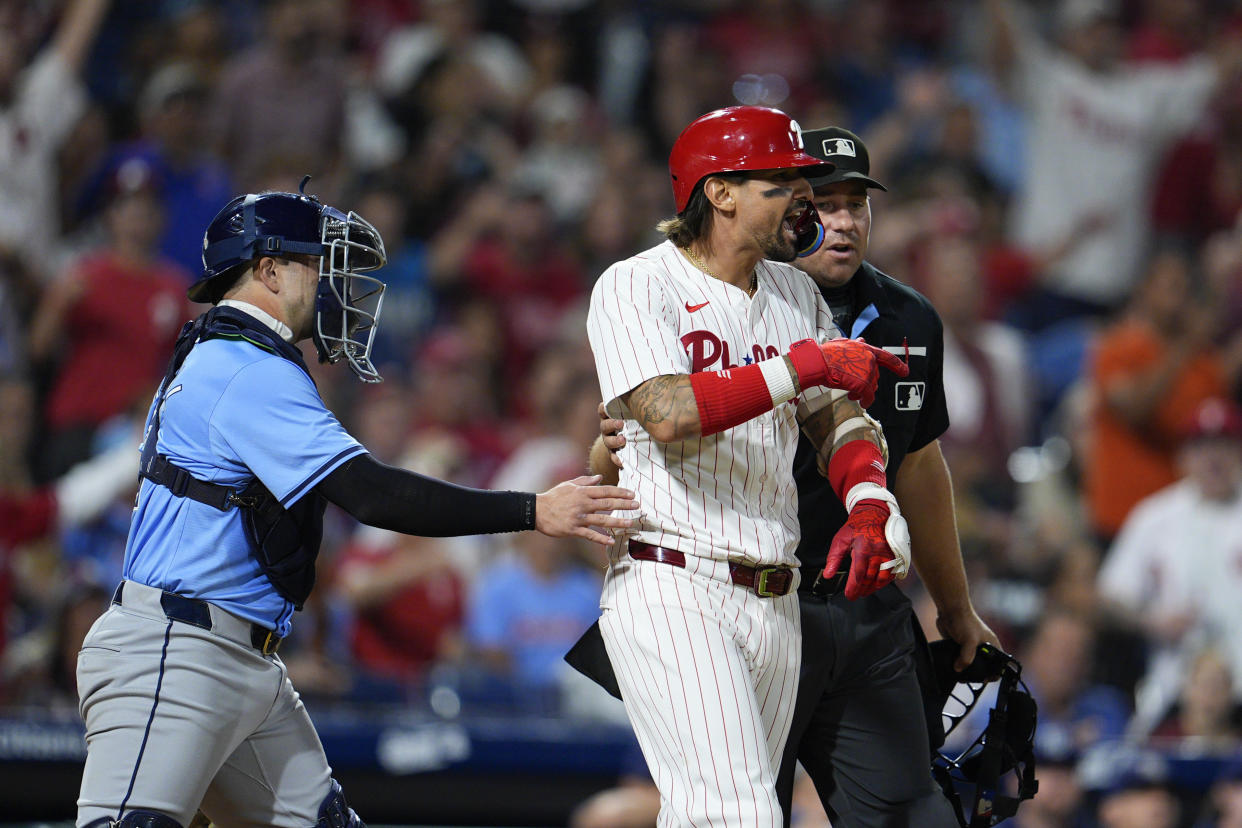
<box><xmin>627</xmin><ymin>375</ymin><xmax>698</xmax><ymax>434</ymax></box>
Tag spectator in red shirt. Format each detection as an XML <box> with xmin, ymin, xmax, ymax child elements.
<box><xmin>336</xmin><ymin>526</ymin><xmax>467</xmax><ymax>689</ymax></box>
<box><xmin>1150</xmin><ymin>83</ymin><xmax>1242</xmax><ymax>246</ymax></box>
<box><xmin>1126</xmin><ymin>0</ymin><xmax>1208</xmax><ymax>64</ymax></box>
<box><xmin>456</xmin><ymin>183</ymin><xmax>585</xmax><ymax>406</ymax></box>
<box><xmin>406</xmin><ymin>326</ymin><xmax>512</xmax><ymax>488</ymax></box>
<box><xmin>27</xmin><ymin>157</ymin><xmax>193</xmax><ymax>480</ymax></box>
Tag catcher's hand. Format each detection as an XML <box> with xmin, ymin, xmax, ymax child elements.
<box><xmin>536</xmin><ymin>475</ymin><xmax>638</xmax><ymax>546</ymax></box>
<box><xmin>822</xmin><ymin>484</ymin><xmax>911</xmax><ymax>600</ymax></box>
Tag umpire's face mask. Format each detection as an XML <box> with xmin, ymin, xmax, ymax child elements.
<box><xmin>312</xmin><ymin>207</ymin><xmax>387</xmax><ymax>383</ymax></box>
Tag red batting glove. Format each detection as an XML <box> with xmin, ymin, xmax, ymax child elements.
<box><xmin>787</xmin><ymin>338</ymin><xmax>909</xmax><ymax>409</ymax></box>
<box><xmin>823</xmin><ymin>482</ymin><xmax>911</xmax><ymax>600</ymax></box>
<box><xmin>823</xmin><ymin>501</ymin><xmax>898</xmax><ymax>600</ymax></box>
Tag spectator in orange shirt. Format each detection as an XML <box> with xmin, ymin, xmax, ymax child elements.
<box><xmin>1084</xmin><ymin>247</ymin><xmax>1230</xmax><ymax>543</ymax></box>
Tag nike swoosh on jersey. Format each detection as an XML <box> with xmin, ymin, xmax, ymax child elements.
<box><xmin>686</xmin><ymin>301</ymin><xmax>710</xmax><ymax>312</ymax></box>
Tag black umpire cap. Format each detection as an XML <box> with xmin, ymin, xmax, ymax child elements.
<box><xmin>801</xmin><ymin>126</ymin><xmax>888</xmax><ymax>191</ymax></box>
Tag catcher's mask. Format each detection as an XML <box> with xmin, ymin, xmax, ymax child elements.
<box><xmin>197</xmin><ymin>176</ymin><xmax>387</xmax><ymax>382</ymax></box>
<box><xmin>928</xmin><ymin>641</ymin><xmax>1039</xmax><ymax>827</ymax></box>
<box><xmin>312</xmin><ymin>197</ymin><xmax>387</xmax><ymax>383</ymax></box>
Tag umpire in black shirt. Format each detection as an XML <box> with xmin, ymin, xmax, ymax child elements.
<box><xmin>775</xmin><ymin>127</ymin><xmax>998</xmax><ymax>827</ymax></box>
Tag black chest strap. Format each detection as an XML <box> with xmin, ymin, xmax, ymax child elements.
<box><xmin>141</xmin><ymin>454</ymin><xmax>256</xmax><ymax>511</ymax></box>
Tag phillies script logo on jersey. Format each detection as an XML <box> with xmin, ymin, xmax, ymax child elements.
<box><xmin>682</xmin><ymin>331</ymin><xmax>780</xmax><ymax>373</ymax></box>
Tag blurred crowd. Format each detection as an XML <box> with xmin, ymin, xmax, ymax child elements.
<box><xmin>3</xmin><ymin>0</ymin><xmax>1242</xmax><ymax>825</ymax></box>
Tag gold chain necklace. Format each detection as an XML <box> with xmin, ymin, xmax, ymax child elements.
<box><xmin>680</xmin><ymin>246</ymin><xmax>757</xmax><ymax>297</ymax></box>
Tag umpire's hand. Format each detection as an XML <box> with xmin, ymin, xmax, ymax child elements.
<box><xmin>936</xmin><ymin>608</ymin><xmax>999</xmax><ymax>674</ymax></box>
<box><xmin>536</xmin><ymin>476</ymin><xmax>638</xmax><ymax>545</ymax></box>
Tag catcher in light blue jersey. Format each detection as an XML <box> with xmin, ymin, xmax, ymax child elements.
<box><xmin>75</xmin><ymin>180</ymin><xmax>637</xmax><ymax>828</ymax></box>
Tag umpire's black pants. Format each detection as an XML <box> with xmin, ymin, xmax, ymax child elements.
<box><xmin>776</xmin><ymin>584</ymin><xmax>959</xmax><ymax>828</ymax></box>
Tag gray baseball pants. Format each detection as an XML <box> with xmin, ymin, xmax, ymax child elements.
<box><xmin>76</xmin><ymin>581</ymin><xmax>335</xmax><ymax>827</ymax></box>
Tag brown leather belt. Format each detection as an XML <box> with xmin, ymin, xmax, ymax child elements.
<box><xmin>628</xmin><ymin>540</ymin><xmax>795</xmax><ymax>597</ymax></box>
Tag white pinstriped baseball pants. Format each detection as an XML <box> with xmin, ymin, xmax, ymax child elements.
<box><xmin>599</xmin><ymin>554</ymin><xmax>802</xmax><ymax>828</ymax></box>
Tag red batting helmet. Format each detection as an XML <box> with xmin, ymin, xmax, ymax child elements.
<box><xmin>668</xmin><ymin>106</ymin><xmax>834</xmax><ymax>213</ymax></box>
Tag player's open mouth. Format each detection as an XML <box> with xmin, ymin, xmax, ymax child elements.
<box><xmin>782</xmin><ymin>215</ymin><xmax>798</xmax><ymax>239</ymax></box>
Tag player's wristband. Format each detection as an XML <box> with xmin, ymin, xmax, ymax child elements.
<box><xmin>690</xmin><ymin>358</ymin><xmax>798</xmax><ymax>437</ymax></box>
<box><xmin>844</xmin><ymin>481</ymin><xmax>897</xmax><ymax>512</ymax></box>
<box><xmin>520</xmin><ymin>491</ymin><xmax>537</xmax><ymax>530</ymax></box>
<box><xmin>827</xmin><ymin>438</ymin><xmax>887</xmax><ymax>502</ymax></box>
<box><xmin>759</xmin><ymin>354</ymin><xmax>798</xmax><ymax>404</ymax></box>
<box><xmin>786</xmin><ymin>338</ymin><xmax>827</xmax><ymax>391</ymax></box>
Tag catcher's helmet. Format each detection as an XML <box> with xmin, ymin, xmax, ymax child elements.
<box><xmin>668</xmin><ymin>106</ymin><xmax>834</xmax><ymax>213</ymax></box>
<box><xmin>194</xmin><ymin>179</ymin><xmax>388</xmax><ymax>382</ymax></box>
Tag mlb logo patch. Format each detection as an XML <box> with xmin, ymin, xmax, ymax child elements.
<box><xmin>822</xmin><ymin>138</ymin><xmax>856</xmax><ymax>158</ymax></box>
<box><xmin>896</xmin><ymin>382</ymin><xmax>924</xmax><ymax>411</ymax></box>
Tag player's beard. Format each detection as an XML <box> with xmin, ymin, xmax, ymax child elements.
<box><xmin>759</xmin><ymin>224</ymin><xmax>797</xmax><ymax>263</ymax></box>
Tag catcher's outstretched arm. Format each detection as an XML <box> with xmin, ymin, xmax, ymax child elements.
<box><xmin>317</xmin><ymin>453</ymin><xmax>535</xmax><ymax>535</ymax></box>
<box><xmin>318</xmin><ymin>452</ymin><xmax>636</xmax><ymax>545</ymax></box>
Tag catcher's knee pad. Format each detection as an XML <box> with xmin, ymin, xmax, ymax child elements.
<box><xmin>318</xmin><ymin>778</ymin><xmax>365</xmax><ymax>828</ymax></box>
<box><xmin>82</xmin><ymin>812</ymin><xmax>185</xmax><ymax>828</ymax></box>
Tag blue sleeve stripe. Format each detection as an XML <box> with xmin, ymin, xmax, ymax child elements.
<box><xmin>280</xmin><ymin>446</ymin><xmax>367</xmax><ymax>507</ymax></box>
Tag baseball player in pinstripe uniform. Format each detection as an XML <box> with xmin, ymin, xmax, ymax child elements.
<box><xmin>584</xmin><ymin>106</ymin><xmax>910</xmax><ymax>827</ymax></box>
<box><xmin>74</xmin><ymin>183</ymin><xmax>637</xmax><ymax>828</ymax></box>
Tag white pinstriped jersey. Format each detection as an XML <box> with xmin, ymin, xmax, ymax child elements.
<box><xmin>587</xmin><ymin>240</ymin><xmax>839</xmax><ymax>568</ymax></box>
